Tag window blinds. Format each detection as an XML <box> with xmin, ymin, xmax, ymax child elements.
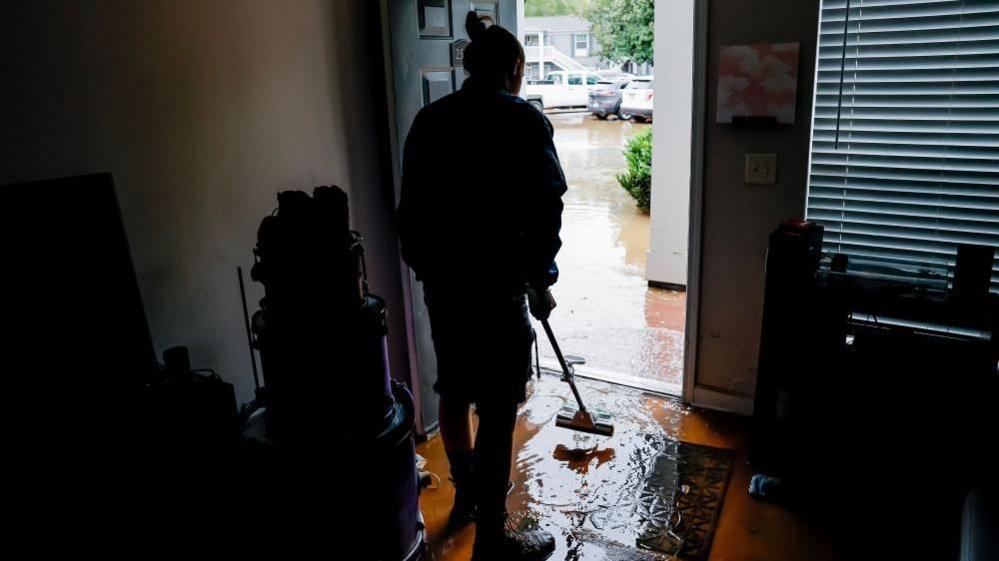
<box><xmin>806</xmin><ymin>0</ymin><xmax>999</xmax><ymax>293</ymax></box>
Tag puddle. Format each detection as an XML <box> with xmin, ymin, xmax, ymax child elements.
<box><xmin>508</xmin><ymin>376</ymin><xmax>693</xmax><ymax>559</ymax></box>
<box><xmin>419</xmin><ymin>375</ymin><xmax>746</xmax><ymax>561</ymax></box>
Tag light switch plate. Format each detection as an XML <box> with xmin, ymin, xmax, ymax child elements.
<box><xmin>745</xmin><ymin>153</ymin><xmax>778</xmax><ymax>185</ymax></box>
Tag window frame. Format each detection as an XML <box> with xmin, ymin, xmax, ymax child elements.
<box><xmin>574</xmin><ymin>33</ymin><xmax>590</xmax><ymax>57</ymax></box>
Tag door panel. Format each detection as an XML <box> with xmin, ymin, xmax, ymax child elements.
<box><xmin>418</xmin><ymin>0</ymin><xmax>452</xmax><ymax>38</ymax></box>
<box><xmin>385</xmin><ymin>0</ymin><xmax>517</xmax><ymax>433</ymax></box>
<box><xmin>422</xmin><ymin>70</ymin><xmax>456</xmax><ymax>105</ymax></box>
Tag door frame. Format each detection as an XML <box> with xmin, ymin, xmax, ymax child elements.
<box><xmin>378</xmin><ymin>0</ymin><xmax>430</xmax><ymax>434</ymax></box>
<box><xmin>378</xmin><ymin>0</ymin><xmax>728</xmax><ymax>424</ymax></box>
<box><xmin>682</xmin><ymin>0</ymin><xmax>753</xmax><ymax>415</ymax></box>
<box><xmin>681</xmin><ymin>0</ymin><xmax>708</xmax><ymax>406</ymax></box>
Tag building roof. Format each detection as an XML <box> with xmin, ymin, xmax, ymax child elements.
<box><xmin>523</xmin><ymin>15</ymin><xmax>591</xmax><ymax>34</ymax></box>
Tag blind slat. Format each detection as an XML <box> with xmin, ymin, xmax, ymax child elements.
<box><xmin>809</xmin><ymin>176</ymin><xmax>999</xmax><ymax>197</ymax></box>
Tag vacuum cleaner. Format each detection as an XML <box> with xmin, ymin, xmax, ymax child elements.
<box><xmin>536</xmin><ymin>290</ymin><xmax>615</xmax><ymax>437</ymax></box>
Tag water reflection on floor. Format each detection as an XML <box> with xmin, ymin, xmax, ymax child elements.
<box><xmin>510</xmin><ymin>377</ymin><xmax>696</xmax><ymax>560</ymax></box>
<box><xmin>541</xmin><ymin>113</ymin><xmax>684</xmax><ymax>392</ymax></box>
<box><xmin>417</xmin><ymin>375</ymin><xmax>751</xmax><ymax>561</ymax></box>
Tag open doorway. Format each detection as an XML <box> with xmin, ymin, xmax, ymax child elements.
<box><xmin>521</xmin><ymin>0</ymin><xmax>695</xmax><ymax>397</ymax></box>
<box><xmin>382</xmin><ymin>0</ymin><xmax>699</xmax><ymax>429</ymax></box>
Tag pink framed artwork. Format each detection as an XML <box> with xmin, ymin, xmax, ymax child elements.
<box><xmin>716</xmin><ymin>42</ymin><xmax>800</xmax><ymax>125</ymax></box>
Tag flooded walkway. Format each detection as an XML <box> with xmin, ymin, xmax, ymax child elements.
<box><xmin>539</xmin><ymin>112</ymin><xmax>684</xmax><ymax>393</ymax></box>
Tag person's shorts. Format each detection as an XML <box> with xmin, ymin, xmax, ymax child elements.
<box><xmin>423</xmin><ymin>285</ymin><xmax>534</xmax><ymax>405</ymax></box>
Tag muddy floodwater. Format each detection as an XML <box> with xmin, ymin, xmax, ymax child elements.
<box><xmin>538</xmin><ymin>112</ymin><xmax>684</xmax><ymax>393</ymax></box>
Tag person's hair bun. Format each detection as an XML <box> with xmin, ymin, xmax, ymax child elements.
<box><xmin>460</xmin><ymin>10</ymin><xmax>523</xmax><ymax>85</ymax></box>
<box><xmin>465</xmin><ymin>11</ymin><xmax>486</xmax><ymax>42</ymax></box>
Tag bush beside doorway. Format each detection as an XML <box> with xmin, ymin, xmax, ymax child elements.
<box><xmin>618</xmin><ymin>128</ymin><xmax>652</xmax><ymax>212</ymax></box>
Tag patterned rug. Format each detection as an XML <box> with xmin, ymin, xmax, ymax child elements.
<box><xmin>509</xmin><ymin>378</ymin><xmax>738</xmax><ymax>560</ymax></box>
<box><xmin>632</xmin><ymin>440</ymin><xmax>735</xmax><ymax>560</ymax></box>
<box><xmin>510</xmin><ymin>435</ymin><xmax>735</xmax><ymax>560</ymax></box>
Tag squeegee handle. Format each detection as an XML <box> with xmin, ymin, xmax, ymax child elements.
<box><xmin>540</xmin><ymin>318</ymin><xmax>587</xmax><ymax>414</ymax></box>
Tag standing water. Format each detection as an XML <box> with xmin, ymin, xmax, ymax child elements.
<box><xmin>539</xmin><ymin>112</ymin><xmax>684</xmax><ymax>393</ymax></box>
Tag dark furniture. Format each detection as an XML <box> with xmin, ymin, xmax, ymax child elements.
<box><xmin>753</xmin><ymin>220</ymin><xmax>998</xmax><ymax>559</ymax></box>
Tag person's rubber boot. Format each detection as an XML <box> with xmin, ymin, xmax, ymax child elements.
<box><xmin>471</xmin><ymin>518</ymin><xmax>556</xmax><ymax>561</ymax></box>
<box><xmin>447</xmin><ymin>450</ymin><xmax>475</xmax><ymax>527</ymax></box>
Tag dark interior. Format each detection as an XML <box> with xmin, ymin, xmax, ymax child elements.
<box><xmin>0</xmin><ymin>1</ymin><xmax>995</xmax><ymax>559</ymax></box>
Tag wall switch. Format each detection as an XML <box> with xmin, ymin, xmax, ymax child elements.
<box><xmin>745</xmin><ymin>153</ymin><xmax>778</xmax><ymax>185</ymax></box>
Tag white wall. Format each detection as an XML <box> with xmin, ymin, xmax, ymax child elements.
<box><xmin>0</xmin><ymin>0</ymin><xmax>408</xmax><ymax>406</ymax></box>
<box><xmin>647</xmin><ymin>0</ymin><xmax>695</xmax><ymax>288</ymax></box>
<box><xmin>692</xmin><ymin>0</ymin><xmax>820</xmax><ymax>413</ymax></box>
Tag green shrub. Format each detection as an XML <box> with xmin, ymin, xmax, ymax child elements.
<box><xmin>617</xmin><ymin>128</ymin><xmax>652</xmax><ymax>212</ymax></box>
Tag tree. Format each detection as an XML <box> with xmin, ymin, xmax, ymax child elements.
<box><xmin>524</xmin><ymin>0</ymin><xmax>588</xmax><ymax>17</ymax></box>
<box><xmin>583</xmin><ymin>0</ymin><xmax>654</xmax><ymax>65</ymax></box>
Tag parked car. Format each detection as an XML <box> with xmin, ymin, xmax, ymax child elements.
<box><xmin>522</xmin><ymin>70</ymin><xmax>604</xmax><ymax>111</ymax></box>
<box><xmin>587</xmin><ymin>78</ymin><xmax>633</xmax><ymax>120</ymax></box>
<box><xmin>620</xmin><ymin>76</ymin><xmax>654</xmax><ymax>121</ymax></box>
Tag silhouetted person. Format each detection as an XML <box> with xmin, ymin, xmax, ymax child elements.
<box><xmin>397</xmin><ymin>11</ymin><xmax>566</xmax><ymax>561</ymax></box>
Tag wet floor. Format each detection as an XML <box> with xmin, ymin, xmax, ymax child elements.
<box><xmin>539</xmin><ymin>112</ymin><xmax>685</xmax><ymax>393</ymax></box>
<box><xmin>416</xmin><ymin>375</ymin><xmax>847</xmax><ymax>561</ymax></box>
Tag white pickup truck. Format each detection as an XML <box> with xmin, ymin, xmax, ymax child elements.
<box><xmin>522</xmin><ymin>70</ymin><xmax>604</xmax><ymax>112</ymax></box>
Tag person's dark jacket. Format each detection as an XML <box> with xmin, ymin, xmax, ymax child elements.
<box><xmin>397</xmin><ymin>77</ymin><xmax>567</xmax><ymax>297</ymax></box>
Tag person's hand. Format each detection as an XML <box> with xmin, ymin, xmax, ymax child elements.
<box><xmin>527</xmin><ymin>286</ymin><xmax>555</xmax><ymax>321</ymax></box>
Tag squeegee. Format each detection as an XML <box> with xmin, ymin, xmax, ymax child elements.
<box><xmin>539</xmin><ymin>316</ymin><xmax>615</xmax><ymax>437</ymax></box>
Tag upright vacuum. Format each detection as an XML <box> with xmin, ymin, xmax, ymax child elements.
<box><xmin>246</xmin><ymin>186</ymin><xmax>424</xmax><ymax>560</ymax></box>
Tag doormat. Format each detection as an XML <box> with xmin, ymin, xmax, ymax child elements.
<box><xmin>633</xmin><ymin>440</ymin><xmax>735</xmax><ymax>560</ymax></box>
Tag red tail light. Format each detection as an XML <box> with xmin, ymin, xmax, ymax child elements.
<box><xmin>646</xmin><ymin>92</ymin><xmax>654</xmax><ymax>101</ymax></box>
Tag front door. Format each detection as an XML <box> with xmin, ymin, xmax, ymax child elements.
<box><xmin>384</xmin><ymin>0</ymin><xmax>518</xmax><ymax>433</ymax></box>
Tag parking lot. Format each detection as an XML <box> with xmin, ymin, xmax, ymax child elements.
<box><xmin>538</xmin><ymin>112</ymin><xmax>684</xmax><ymax>393</ymax></box>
